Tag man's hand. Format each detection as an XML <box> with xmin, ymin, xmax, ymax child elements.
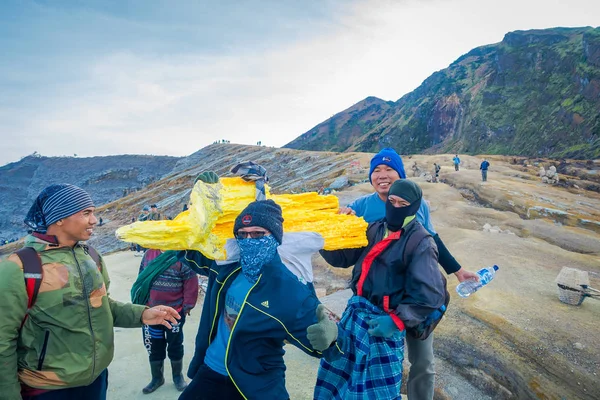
<box><xmin>454</xmin><ymin>268</ymin><xmax>479</xmax><ymax>283</ymax></box>
<box><xmin>194</xmin><ymin>171</ymin><xmax>219</xmax><ymax>184</ymax></box>
<box><xmin>307</xmin><ymin>304</ymin><xmax>338</xmax><ymax>351</ymax></box>
<box><xmin>337</xmin><ymin>207</ymin><xmax>356</xmax><ymax>216</ymax></box>
<box><xmin>142</xmin><ymin>306</ymin><xmax>181</xmax><ymax>329</ymax></box>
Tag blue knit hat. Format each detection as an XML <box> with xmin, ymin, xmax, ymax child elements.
<box><xmin>233</xmin><ymin>200</ymin><xmax>284</xmax><ymax>244</ymax></box>
<box><xmin>369</xmin><ymin>148</ymin><xmax>406</xmax><ymax>182</ymax></box>
<box><xmin>24</xmin><ymin>184</ymin><xmax>95</xmax><ymax>233</ymax></box>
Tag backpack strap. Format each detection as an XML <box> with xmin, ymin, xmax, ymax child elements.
<box><xmin>16</xmin><ymin>248</ymin><xmax>44</xmax><ymax>311</ymax></box>
<box><xmin>402</xmin><ymin>226</ymin><xmax>431</xmax><ymax>267</ymax></box>
<box><xmin>86</xmin><ymin>245</ymin><xmax>103</xmax><ymax>272</ymax></box>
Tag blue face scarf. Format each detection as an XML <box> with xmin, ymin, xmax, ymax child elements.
<box><xmin>237</xmin><ymin>235</ymin><xmax>279</xmax><ymax>283</ymax></box>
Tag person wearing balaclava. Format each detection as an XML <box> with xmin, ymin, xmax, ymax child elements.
<box><xmin>0</xmin><ymin>184</ymin><xmax>180</xmax><ymax>400</ymax></box>
<box><xmin>178</xmin><ymin>199</ymin><xmax>346</xmax><ymax>400</ymax></box>
<box><xmin>316</xmin><ymin>179</ymin><xmax>448</xmax><ymax>400</ymax></box>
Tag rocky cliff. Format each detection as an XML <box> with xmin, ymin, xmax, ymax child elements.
<box><xmin>285</xmin><ymin>27</ymin><xmax>600</xmax><ymax>159</ymax></box>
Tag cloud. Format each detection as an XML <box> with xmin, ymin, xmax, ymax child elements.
<box><xmin>1</xmin><ymin>0</ymin><xmax>599</xmax><ymax>165</ymax></box>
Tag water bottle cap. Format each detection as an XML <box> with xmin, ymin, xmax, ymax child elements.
<box><xmin>493</xmin><ymin>265</ymin><xmax>499</xmax><ymax>271</ymax></box>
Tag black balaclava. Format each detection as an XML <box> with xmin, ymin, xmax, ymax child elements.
<box><xmin>385</xmin><ymin>179</ymin><xmax>422</xmax><ymax>232</ymax></box>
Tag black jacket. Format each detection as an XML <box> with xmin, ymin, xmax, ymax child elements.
<box><xmin>320</xmin><ymin>219</ymin><xmax>446</xmax><ymax>329</ymax></box>
<box><xmin>179</xmin><ymin>250</ymin><xmax>346</xmax><ymax>400</ymax></box>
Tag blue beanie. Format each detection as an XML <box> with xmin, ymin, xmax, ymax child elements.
<box><xmin>369</xmin><ymin>148</ymin><xmax>406</xmax><ymax>182</ymax></box>
<box><xmin>233</xmin><ymin>200</ymin><xmax>284</xmax><ymax>244</ymax></box>
<box><xmin>24</xmin><ymin>184</ymin><xmax>95</xmax><ymax>233</ymax></box>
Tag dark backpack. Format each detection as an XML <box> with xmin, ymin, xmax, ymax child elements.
<box><xmin>16</xmin><ymin>246</ymin><xmax>102</xmax><ymax>326</ymax></box>
<box><xmin>401</xmin><ymin>227</ymin><xmax>450</xmax><ymax>341</ymax></box>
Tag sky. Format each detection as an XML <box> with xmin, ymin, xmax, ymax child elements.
<box><xmin>1</xmin><ymin>0</ymin><xmax>599</xmax><ymax>166</ymax></box>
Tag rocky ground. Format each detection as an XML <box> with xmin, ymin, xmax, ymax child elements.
<box><xmin>317</xmin><ymin>154</ymin><xmax>600</xmax><ymax>399</ymax></box>
<box><xmin>2</xmin><ymin>147</ymin><xmax>599</xmax><ymax>399</ymax></box>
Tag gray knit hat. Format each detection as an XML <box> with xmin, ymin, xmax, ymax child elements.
<box><xmin>233</xmin><ymin>200</ymin><xmax>284</xmax><ymax>244</ymax></box>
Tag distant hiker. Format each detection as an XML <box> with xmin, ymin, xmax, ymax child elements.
<box><xmin>433</xmin><ymin>163</ymin><xmax>441</xmax><ymax>183</ymax></box>
<box><xmin>480</xmin><ymin>159</ymin><xmax>490</xmax><ymax>182</ymax></box>
<box><xmin>149</xmin><ymin>204</ymin><xmax>162</xmax><ymax>221</ymax></box>
<box><xmin>176</xmin><ymin>198</ymin><xmax>345</xmax><ymax>400</ymax></box>
<box><xmin>139</xmin><ymin>205</ymin><xmax>151</xmax><ymax>221</ymax></box>
<box><xmin>0</xmin><ymin>184</ymin><xmax>180</xmax><ymax>400</ymax></box>
<box><xmin>182</xmin><ymin>203</ymin><xmax>188</xmax><ymax>212</ymax></box>
<box><xmin>411</xmin><ymin>161</ymin><xmax>421</xmax><ymax>177</ymax></box>
<box><xmin>130</xmin><ymin>217</ymin><xmax>138</xmax><ymax>251</ymax></box>
<box><xmin>338</xmin><ymin>147</ymin><xmax>477</xmax><ymax>400</ymax></box>
<box><xmin>136</xmin><ymin>206</ymin><xmax>151</xmax><ymax>254</ymax></box>
<box><xmin>135</xmin><ymin>249</ymin><xmax>199</xmax><ymax>394</ymax></box>
<box><xmin>317</xmin><ymin>179</ymin><xmax>449</xmax><ymax>399</ymax></box>
<box><xmin>453</xmin><ymin>154</ymin><xmax>460</xmax><ymax>171</ymax></box>
<box><xmin>98</xmin><ymin>216</ymin><xmax>104</xmax><ymax>226</ymax></box>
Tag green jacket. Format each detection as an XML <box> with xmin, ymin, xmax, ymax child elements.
<box><xmin>0</xmin><ymin>235</ymin><xmax>146</xmax><ymax>399</ymax></box>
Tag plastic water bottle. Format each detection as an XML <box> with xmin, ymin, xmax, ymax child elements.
<box><xmin>456</xmin><ymin>265</ymin><xmax>499</xmax><ymax>298</ymax></box>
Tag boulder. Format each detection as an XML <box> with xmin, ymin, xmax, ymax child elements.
<box><xmin>329</xmin><ymin>176</ymin><xmax>349</xmax><ymax>190</ymax></box>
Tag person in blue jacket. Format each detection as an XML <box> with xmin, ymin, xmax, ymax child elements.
<box><xmin>453</xmin><ymin>154</ymin><xmax>460</xmax><ymax>171</ymax></box>
<box><xmin>177</xmin><ymin>198</ymin><xmax>344</xmax><ymax>400</ymax></box>
<box><xmin>338</xmin><ymin>147</ymin><xmax>477</xmax><ymax>400</ymax></box>
<box><xmin>480</xmin><ymin>159</ymin><xmax>490</xmax><ymax>181</ymax></box>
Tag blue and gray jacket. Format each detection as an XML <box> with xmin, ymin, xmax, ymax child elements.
<box><xmin>180</xmin><ymin>250</ymin><xmax>346</xmax><ymax>400</ymax></box>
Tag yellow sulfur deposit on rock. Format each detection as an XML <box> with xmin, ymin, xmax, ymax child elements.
<box><xmin>116</xmin><ymin>177</ymin><xmax>368</xmax><ymax>259</ymax></box>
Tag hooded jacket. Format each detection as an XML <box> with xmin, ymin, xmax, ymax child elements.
<box><xmin>0</xmin><ymin>234</ymin><xmax>146</xmax><ymax>399</ymax></box>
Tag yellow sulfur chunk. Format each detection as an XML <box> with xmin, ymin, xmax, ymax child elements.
<box><xmin>116</xmin><ymin>177</ymin><xmax>367</xmax><ymax>259</ymax></box>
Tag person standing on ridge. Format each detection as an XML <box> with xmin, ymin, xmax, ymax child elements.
<box><xmin>480</xmin><ymin>159</ymin><xmax>490</xmax><ymax>182</ymax></box>
<box><xmin>433</xmin><ymin>163</ymin><xmax>441</xmax><ymax>183</ymax></box>
<box><xmin>135</xmin><ymin>206</ymin><xmax>151</xmax><ymax>255</ymax></box>
<box><xmin>453</xmin><ymin>155</ymin><xmax>460</xmax><ymax>171</ymax></box>
<box><xmin>149</xmin><ymin>204</ymin><xmax>162</xmax><ymax>221</ymax></box>
<box><xmin>338</xmin><ymin>147</ymin><xmax>477</xmax><ymax>400</ymax></box>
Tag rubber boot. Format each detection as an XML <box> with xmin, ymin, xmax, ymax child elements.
<box><xmin>142</xmin><ymin>360</ymin><xmax>165</xmax><ymax>394</ymax></box>
<box><xmin>171</xmin><ymin>358</ymin><xmax>188</xmax><ymax>391</ymax></box>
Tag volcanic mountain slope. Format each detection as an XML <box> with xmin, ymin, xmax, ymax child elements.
<box><xmin>0</xmin><ymin>153</ymin><xmax>180</xmax><ymax>241</ymax></box>
<box><xmin>286</xmin><ymin>27</ymin><xmax>600</xmax><ymax>159</ymax></box>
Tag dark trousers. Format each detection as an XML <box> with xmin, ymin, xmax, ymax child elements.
<box><xmin>22</xmin><ymin>369</ymin><xmax>108</xmax><ymax>400</ymax></box>
<box><xmin>454</xmin><ymin>163</ymin><xmax>459</xmax><ymax>171</ymax></box>
<box><xmin>179</xmin><ymin>364</ymin><xmax>244</xmax><ymax>400</ymax></box>
<box><xmin>482</xmin><ymin>169</ymin><xmax>488</xmax><ymax>181</ymax></box>
<box><xmin>142</xmin><ymin>315</ymin><xmax>186</xmax><ymax>362</ymax></box>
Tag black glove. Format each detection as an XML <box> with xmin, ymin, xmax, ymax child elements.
<box><xmin>194</xmin><ymin>171</ymin><xmax>219</xmax><ymax>184</ymax></box>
